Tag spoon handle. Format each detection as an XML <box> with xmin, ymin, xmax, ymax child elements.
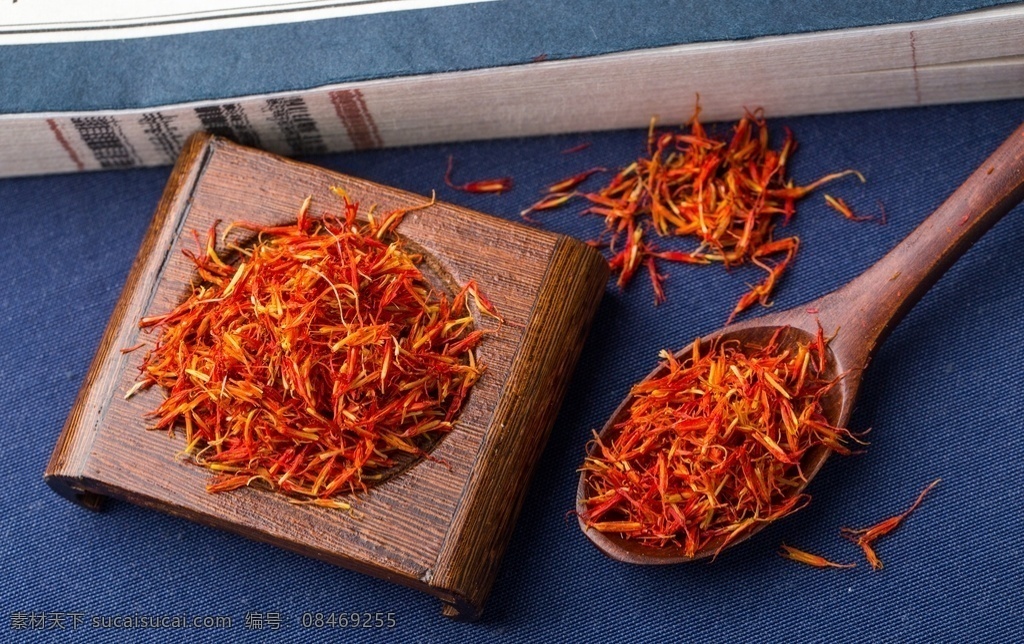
<box><xmin>817</xmin><ymin>121</ymin><xmax>1024</xmax><ymax>368</ymax></box>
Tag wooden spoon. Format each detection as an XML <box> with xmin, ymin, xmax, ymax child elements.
<box><xmin>577</xmin><ymin>122</ymin><xmax>1024</xmax><ymax>564</ymax></box>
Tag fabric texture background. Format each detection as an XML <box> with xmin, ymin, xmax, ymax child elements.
<box><xmin>0</xmin><ymin>0</ymin><xmax>1018</xmax><ymax>113</ymax></box>
<box><xmin>1</xmin><ymin>99</ymin><xmax>1022</xmax><ymax>641</ymax></box>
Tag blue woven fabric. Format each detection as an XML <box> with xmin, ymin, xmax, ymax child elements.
<box><xmin>0</xmin><ymin>0</ymin><xmax>1018</xmax><ymax>113</ymax></box>
<box><xmin>1</xmin><ymin>100</ymin><xmax>1023</xmax><ymax>641</ymax></box>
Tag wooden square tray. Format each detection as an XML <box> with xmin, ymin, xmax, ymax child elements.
<box><xmin>45</xmin><ymin>134</ymin><xmax>608</xmax><ymax>619</ymax></box>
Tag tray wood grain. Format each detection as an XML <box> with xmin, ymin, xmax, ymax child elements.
<box><xmin>45</xmin><ymin>134</ymin><xmax>608</xmax><ymax>619</ymax></box>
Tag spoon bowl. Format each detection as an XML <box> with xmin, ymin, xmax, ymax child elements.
<box><xmin>578</xmin><ymin>122</ymin><xmax>1024</xmax><ymax>563</ymax></box>
<box><xmin>577</xmin><ymin>324</ymin><xmax>855</xmax><ymax>563</ymax></box>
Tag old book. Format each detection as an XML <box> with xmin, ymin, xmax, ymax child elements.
<box><xmin>1</xmin><ymin>0</ymin><xmax>1022</xmax><ymax>177</ymax></box>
